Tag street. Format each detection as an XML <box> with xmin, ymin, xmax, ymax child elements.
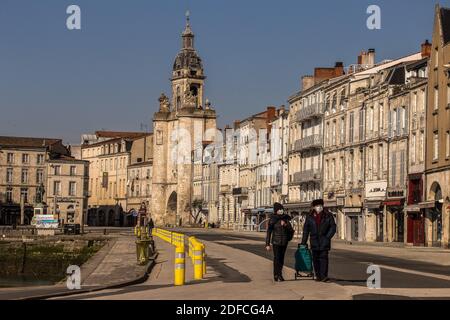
<box><xmin>50</xmin><ymin>228</ymin><xmax>450</xmax><ymax>300</ymax></box>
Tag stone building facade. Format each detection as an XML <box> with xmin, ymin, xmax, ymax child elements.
<box><xmin>0</xmin><ymin>137</ymin><xmax>69</xmax><ymax>225</ymax></box>
<box><xmin>150</xmin><ymin>15</ymin><xmax>217</xmax><ymax>226</ymax></box>
<box><xmin>424</xmin><ymin>5</ymin><xmax>450</xmax><ymax>248</ymax></box>
<box><xmin>46</xmin><ymin>156</ymin><xmax>89</xmax><ymax>226</ymax></box>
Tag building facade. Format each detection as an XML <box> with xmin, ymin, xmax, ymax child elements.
<box><xmin>0</xmin><ymin>137</ymin><xmax>69</xmax><ymax>225</ymax></box>
<box><xmin>424</xmin><ymin>5</ymin><xmax>450</xmax><ymax>248</ymax></box>
<box><xmin>46</xmin><ymin>156</ymin><xmax>89</xmax><ymax>226</ymax></box>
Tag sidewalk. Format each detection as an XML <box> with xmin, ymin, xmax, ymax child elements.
<box><xmin>63</xmin><ymin>237</ymin><xmax>352</xmax><ymax>300</ymax></box>
<box><xmin>0</xmin><ymin>234</ymin><xmax>155</xmax><ymax>300</ymax></box>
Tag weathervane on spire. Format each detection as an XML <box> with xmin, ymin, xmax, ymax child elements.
<box><xmin>186</xmin><ymin>10</ymin><xmax>190</xmax><ymax>26</ymax></box>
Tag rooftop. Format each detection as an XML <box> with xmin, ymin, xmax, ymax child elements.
<box><xmin>0</xmin><ymin>136</ymin><xmax>62</xmax><ymax>148</ymax></box>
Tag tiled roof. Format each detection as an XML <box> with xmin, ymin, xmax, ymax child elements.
<box><xmin>0</xmin><ymin>136</ymin><xmax>61</xmax><ymax>148</ymax></box>
<box><xmin>95</xmin><ymin>131</ymin><xmax>148</xmax><ymax>139</ymax></box>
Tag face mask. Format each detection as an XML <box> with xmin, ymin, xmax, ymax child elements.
<box><xmin>314</xmin><ymin>206</ymin><xmax>323</xmax><ymax>213</ymax></box>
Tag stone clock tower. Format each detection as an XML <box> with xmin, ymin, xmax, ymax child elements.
<box><xmin>151</xmin><ymin>12</ymin><xmax>217</xmax><ymax>226</ymax></box>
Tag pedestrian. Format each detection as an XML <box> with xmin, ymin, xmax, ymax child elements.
<box><xmin>147</xmin><ymin>217</ymin><xmax>154</xmax><ymax>236</ymax></box>
<box><xmin>266</xmin><ymin>202</ymin><xmax>294</xmax><ymax>282</ymax></box>
<box><xmin>300</xmin><ymin>199</ymin><xmax>336</xmax><ymax>282</ymax></box>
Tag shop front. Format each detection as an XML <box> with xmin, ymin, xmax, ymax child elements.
<box><xmin>384</xmin><ymin>195</ymin><xmax>406</xmax><ymax>243</ymax></box>
<box><xmin>342</xmin><ymin>207</ymin><xmax>363</xmax><ymax>242</ymax></box>
<box><xmin>365</xmin><ymin>181</ymin><xmax>387</xmax><ymax>242</ymax></box>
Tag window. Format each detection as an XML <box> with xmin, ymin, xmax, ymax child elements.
<box><xmin>400</xmin><ymin>151</ymin><xmax>405</xmax><ymax>185</ymax></box>
<box><xmin>349</xmin><ymin>112</ymin><xmax>354</xmax><ymax>143</ymax></box>
<box><xmin>446</xmin><ymin>131</ymin><xmax>450</xmax><ymax>158</ymax></box>
<box><xmin>6</xmin><ymin>168</ymin><xmax>13</xmax><ymax>184</ymax></box>
<box><xmin>379</xmin><ymin>103</ymin><xmax>384</xmax><ymax>131</ymax></box>
<box><xmin>20</xmin><ymin>188</ymin><xmax>28</xmax><ymax>203</ymax></box>
<box><xmin>6</xmin><ymin>188</ymin><xmax>13</xmax><ymax>203</ymax></box>
<box><xmin>54</xmin><ymin>165</ymin><xmax>61</xmax><ymax>176</ymax></box>
<box><xmin>396</xmin><ymin>108</ymin><xmax>401</xmax><ymax>136</ymax></box>
<box><xmin>419</xmin><ymin>132</ymin><xmax>424</xmax><ymax>162</ymax></box>
<box><xmin>359</xmin><ymin>109</ymin><xmax>365</xmax><ymax>141</ymax></box>
<box><xmin>340</xmin><ymin>117</ymin><xmax>345</xmax><ymax>144</ymax></box>
<box><xmin>332</xmin><ymin>121</ymin><xmax>336</xmax><ymax>145</ymax></box>
<box><xmin>447</xmin><ymin>84</ymin><xmax>450</xmax><ymax>106</ymax></box>
<box><xmin>340</xmin><ymin>157</ymin><xmax>344</xmax><ymax>183</ymax></box>
<box><xmin>70</xmin><ymin>166</ymin><xmax>76</xmax><ymax>176</ymax></box>
<box><xmin>69</xmin><ymin>182</ymin><xmax>76</xmax><ymax>196</ymax></box>
<box><xmin>379</xmin><ymin>144</ymin><xmax>383</xmax><ymax>179</ymax></box>
<box><xmin>434</xmin><ymin>47</ymin><xmax>439</xmax><ymax>68</ymax></box>
<box><xmin>53</xmin><ymin>181</ymin><xmax>61</xmax><ymax>196</ymax></box>
<box><xmin>412</xmin><ymin>92</ymin><xmax>417</xmax><ymax>114</ymax></box>
<box><xmin>434</xmin><ymin>87</ymin><xmax>439</xmax><ymax>110</ymax></box>
<box><xmin>411</xmin><ymin>134</ymin><xmax>416</xmax><ymax>164</ymax></box>
<box><xmin>37</xmin><ymin>154</ymin><xmax>44</xmax><ymax>165</ymax></box>
<box><xmin>391</xmin><ymin>152</ymin><xmax>397</xmax><ymax>187</ymax></box>
<box><xmin>36</xmin><ymin>169</ymin><xmax>44</xmax><ymax>184</ymax></box>
<box><xmin>369</xmin><ymin>106</ymin><xmax>374</xmax><ymax>135</ymax></box>
<box><xmin>7</xmin><ymin>153</ymin><xmax>14</xmax><ymax>164</ymax></box>
<box><xmin>22</xmin><ymin>154</ymin><xmax>29</xmax><ymax>164</ymax></box>
<box><xmin>350</xmin><ymin>152</ymin><xmax>354</xmax><ymax>183</ymax></box>
<box><xmin>21</xmin><ymin>169</ymin><xmax>28</xmax><ymax>184</ymax></box>
<box><xmin>434</xmin><ymin>133</ymin><xmax>439</xmax><ymax>161</ymax></box>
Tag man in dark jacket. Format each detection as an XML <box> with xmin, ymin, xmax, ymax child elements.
<box><xmin>300</xmin><ymin>199</ymin><xmax>336</xmax><ymax>282</ymax></box>
<box><xmin>147</xmin><ymin>218</ymin><xmax>155</xmax><ymax>236</ymax></box>
<box><xmin>266</xmin><ymin>202</ymin><xmax>293</xmax><ymax>282</ymax></box>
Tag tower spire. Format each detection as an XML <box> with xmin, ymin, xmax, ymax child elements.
<box><xmin>182</xmin><ymin>10</ymin><xmax>194</xmax><ymax>49</ymax></box>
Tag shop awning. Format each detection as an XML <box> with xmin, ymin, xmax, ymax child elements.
<box><xmin>365</xmin><ymin>201</ymin><xmax>382</xmax><ymax>209</ymax></box>
<box><xmin>419</xmin><ymin>201</ymin><xmax>436</xmax><ymax>209</ymax></box>
<box><xmin>384</xmin><ymin>200</ymin><xmax>402</xmax><ymax>206</ymax></box>
<box><xmin>405</xmin><ymin>205</ymin><xmax>421</xmax><ymax>212</ymax></box>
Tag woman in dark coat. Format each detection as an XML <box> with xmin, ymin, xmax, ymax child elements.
<box><xmin>300</xmin><ymin>199</ymin><xmax>336</xmax><ymax>282</ymax></box>
<box><xmin>266</xmin><ymin>202</ymin><xmax>293</xmax><ymax>282</ymax></box>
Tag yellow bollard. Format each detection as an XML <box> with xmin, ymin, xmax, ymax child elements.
<box><xmin>193</xmin><ymin>242</ymin><xmax>203</xmax><ymax>280</ymax></box>
<box><xmin>174</xmin><ymin>245</ymin><xmax>185</xmax><ymax>286</ymax></box>
<box><xmin>202</xmin><ymin>244</ymin><xmax>207</xmax><ymax>276</ymax></box>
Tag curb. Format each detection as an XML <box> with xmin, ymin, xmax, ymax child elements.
<box><xmin>19</xmin><ymin>252</ymin><xmax>159</xmax><ymax>300</ymax></box>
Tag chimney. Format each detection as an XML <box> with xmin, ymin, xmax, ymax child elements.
<box><xmin>267</xmin><ymin>106</ymin><xmax>276</xmax><ymax>121</ymax></box>
<box><xmin>367</xmin><ymin>49</ymin><xmax>376</xmax><ymax>67</ymax></box>
<box><xmin>334</xmin><ymin>62</ymin><xmax>344</xmax><ymax>77</ymax></box>
<box><xmin>421</xmin><ymin>40</ymin><xmax>431</xmax><ymax>58</ymax></box>
<box><xmin>234</xmin><ymin>120</ymin><xmax>240</xmax><ymax>130</ymax></box>
<box><xmin>301</xmin><ymin>75</ymin><xmax>314</xmax><ymax>91</ymax></box>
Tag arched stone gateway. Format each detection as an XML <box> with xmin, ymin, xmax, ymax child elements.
<box><xmin>166</xmin><ymin>192</ymin><xmax>177</xmax><ymax>226</ymax></box>
<box><xmin>429</xmin><ymin>182</ymin><xmax>443</xmax><ymax>245</ymax></box>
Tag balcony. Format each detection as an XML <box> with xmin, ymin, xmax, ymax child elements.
<box><xmin>295</xmin><ymin>103</ymin><xmax>325</xmax><ymax>122</ymax></box>
<box><xmin>232</xmin><ymin>187</ymin><xmax>248</xmax><ymax>196</ymax></box>
<box><xmin>291</xmin><ymin>134</ymin><xmax>323</xmax><ymax>152</ymax></box>
<box><xmin>292</xmin><ymin>170</ymin><xmax>322</xmax><ymax>183</ymax></box>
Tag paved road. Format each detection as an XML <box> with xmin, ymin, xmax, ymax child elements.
<box><xmin>181</xmin><ymin>229</ymin><xmax>450</xmax><ymax>291</ymax></box>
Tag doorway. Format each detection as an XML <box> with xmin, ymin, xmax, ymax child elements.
<box><xmin>407</xmin><ymin>213</ymin><xmax>425</xmax><ymax>246</ymax></box>
<box><xmin>375</xmin><ymin>211</ymin><xmax>384</xmax><ymax>242</ymax></box>
<box><xmin>350</xmin><ymin>216</ymin><xmax>359</xmax><ymax>241</ymax></box>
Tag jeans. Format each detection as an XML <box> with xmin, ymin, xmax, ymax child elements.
<box><xmin>273</xmin><ymin>245</ymin><xmax>288</xmax><ymax>277</ymax></box>
<box><xmin>312</xmin><ymin>250</ymin><xmax>329</xmax><ymax>279</ymax></box>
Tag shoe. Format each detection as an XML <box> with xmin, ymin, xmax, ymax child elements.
<box><xmin>321</xmin><ymin>277</ymin><xmax>331</xmax><ymax>283</ymax></box>
<box><xmin>274</xmin><ymin>275</ymin><xmax>279</xmax><ymax>282</ymax></box>
<box><xmin>278</xmin><ymin>275</ymin><xmax>285</xmax><ymax>282</ymax></box>
<box><xmin>314</xmin><ymin>277</ymin><xmax>322</xmax><ymax>282</ymax></box>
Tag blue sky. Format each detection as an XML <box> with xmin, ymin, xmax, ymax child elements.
<box><xmin>1</xmin><ymin>0</ymin><xmax>449</xmax><ymax>144</ymax></box>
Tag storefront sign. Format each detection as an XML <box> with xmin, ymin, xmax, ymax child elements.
<box><xmin>387</xmin><ymin>189</ymin><xmax>405</xmax><ymax>198</ymax></box>
<box><xmin>365</xmin><ymin>181</ymin><xmax>387</xmax><ymax>199</ymax></box>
